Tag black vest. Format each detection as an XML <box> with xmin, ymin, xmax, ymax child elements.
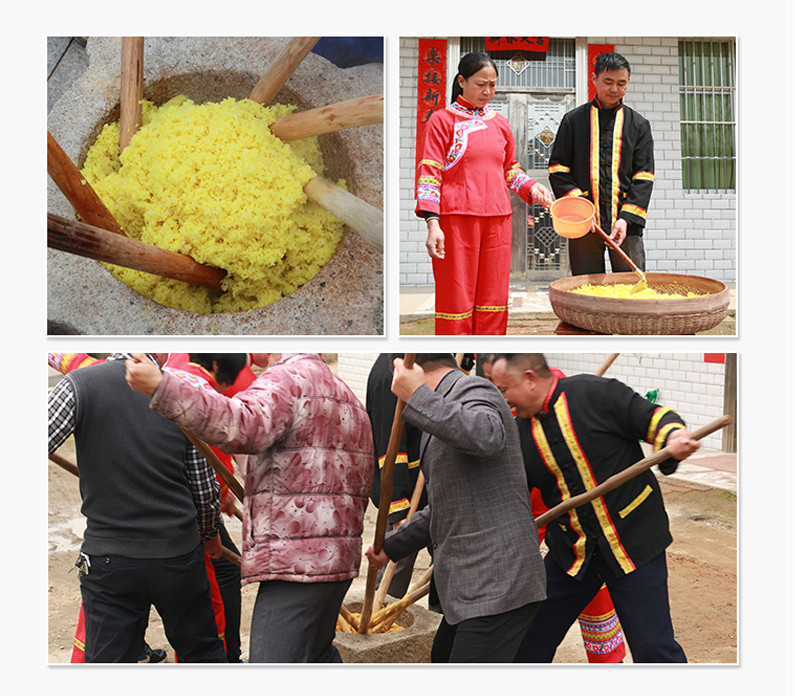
<box><xmin>68</xmin><ymin>360</ymin><xmax>201</xmax><ymax>558</ymax></box>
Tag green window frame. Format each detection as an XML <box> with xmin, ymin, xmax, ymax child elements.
<box><xmin>678</xmin><ymin>39</ymin><xmax>736</xmax><ymax>191</ymax></box>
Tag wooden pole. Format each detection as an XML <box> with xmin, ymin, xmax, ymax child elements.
<box><xmin>534</xmin><ymin>415</ymin><xmax>732</xmax><ymax>529</ymax></box>
<box><xmin>358</xmin><ymin>354</ymin><xmax>416</xmax><ymax>634</ymax></box>
<box><xmin>270</xmin><ymin>94</ymin><xmax>383</xmax><ymax>142</ymax></box>
<box><xmin>220</xmin><ymin>546</ymin><xmax>241</xmax><ymax>567</ymax></box>
<box><xmin>373</xmin><ymin>470</ymin><xmax>425</xmax><ymax>610</ymax></box>
<box><xmin>47</xmin><ymin>131</ymin><xmax>125</xmax><ymax>235</ymax></box>
<box><xmin>179</xmin><ymin>427</ymin><xmax>245</xmax><ymax>504</ymax></box>
<box><xmin>48</xmin><ymin>213</ymin><xmax>227</xmax><ymax>292</ymax></box>
<box><xmin>120</xmin><ymin>37</ymin><xmax>144</xmax><ymax>153</ymax></box>
<box><xmin>49</xmin><ymin>452</ymin><xmax>79</xmax><ymax>477</ymax></box>
<box><xmin>249</xmin><ymin>37</ymin><xmax>320</xmax><ymax>105</ymax></box>
<box><xmin>594</xmin><ymin>353</ymin><xmax>620</xmax><ymax>377</ymax></box>
<box><xmin>303</xmin><ymin>176</ymin><xmax>383</xmax><ymax>250</ymax></box>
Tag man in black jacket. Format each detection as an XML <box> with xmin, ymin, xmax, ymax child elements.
<box><xmin>491</xmin><ymin>353</ymin><xmax>700</xmax><ymax>663</ymax></box>
<box><xmin>548</xmin><ymin>52</ymin><xmax>654</xmax><ymax>275</ymax></box>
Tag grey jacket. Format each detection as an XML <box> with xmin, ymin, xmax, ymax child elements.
<box><xmin>383</xmin><ymin>370</ymin><xmax>546</xmax><ymax>624</ymax></box>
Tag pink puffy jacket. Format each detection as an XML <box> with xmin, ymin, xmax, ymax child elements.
<box><xmin>149</xmin><ymin>353</ymin><xmax>374</xmax><ymax>585</ymax></box>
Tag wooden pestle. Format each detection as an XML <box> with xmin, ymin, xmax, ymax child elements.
<box><xmin>534</xmin><ymin>415</ymin><xmax>732</xmax><ymax>529</ymax></box>
<box><xmin>49</xmin><ymin>452</ymin><xmax>80</xmax><ymax>477</ymax></box>
<box><xmin>48</xmin><ymin>213</ymin><xmax>227</xmax><ymax>292</ymax></box>
<box><xmin>268</xmin><ymin>94</ymin><xmax>384</xmax><ymax>250</ymax></box>
<box><xmin>358</xmin><ymin>354</ymin><xmax>416</xmax><ymax>634</ymax></box>
<box><xmin>178</xmin><ymin>426</ymin><xmax>245</xmax><ymax>503</ymax></box>
<box><xmin>47</xmin><ymin>131</ymin><xmax>124</xmax><ymax>235</ymax></box>
<box><xmin>303</xmin><ymin>177</ymin><xmax>383</xmax><ymax>250</ymax></box>
<box><xmin>373</xmin><ymin>470</ymin><xmax>425</xmax><ymax>610</ymax></box>
<box><xmin>270</xmin><ymin>94</ymin><xmax>383</xmax><ymax>142</ymax></box>
<box><xmin>120</xmin><ymin>37</ymin><xmax>144</xmax><ymax>153</ymax></box>
<box><xmin>249</xmin><ymin>37</ymin><xmax>320</xmax><ymax>105</ymax></box>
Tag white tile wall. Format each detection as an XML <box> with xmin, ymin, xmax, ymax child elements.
<box><xmin>399</xmin><ymin>37</ymin><xmax>737</xmax><ymax>286</ymax></box>
<box><xmin>546</xmin><ymin>353</ymin><xmax>729</xmax><ymax>450</ymax></box>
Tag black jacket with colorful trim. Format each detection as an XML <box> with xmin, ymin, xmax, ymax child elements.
<box><xmin>516</xmin><ymin>374</ymin><xmax>685</xmax><ymax>580</ymax></box>
<box><xmin>366</xmin><ymin>353</ymin><xmax>426</xmax><ymax>526</ymax></box>
<box><xmin>548</xmin><ymin>98</ymin><xmax>654</xmax><ymax>233</ymax></box>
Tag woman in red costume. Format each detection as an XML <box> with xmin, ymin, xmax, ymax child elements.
<box><xmin>416</xmin><ymin>52</ymin><xmax>553</xmax><ymax>335</ymax></box>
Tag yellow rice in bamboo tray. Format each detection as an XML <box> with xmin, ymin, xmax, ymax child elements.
<box><xmin>570</xmin><ymin>284</ymin><xmax>705</xmax><ymax>300</ymax></box>
<box><xmin>81</xmin><ymin>96</ymin><xmax>345</xmax><ymax>313</ymax></box>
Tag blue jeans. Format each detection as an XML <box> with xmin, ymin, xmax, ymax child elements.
<box><xmin>514</xmin><ymin>550</ymin><xmax>686</xmax><ymax>663</ymax></box>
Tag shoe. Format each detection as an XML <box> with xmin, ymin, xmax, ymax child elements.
<box><xmin>138</xmin><ymin>644</ymin><xmax>167</xmax><ymax>663</ymax></box>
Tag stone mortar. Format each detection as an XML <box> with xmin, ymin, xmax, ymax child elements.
<box><xmin>47</xmin><ymin>37</ymin><xmax>383</xmax><ymax>335</ymax></box>
<box><xmin>333</xmin><ymin>595</ymin><xmax>441</xmax><ymax>663</ymax></box>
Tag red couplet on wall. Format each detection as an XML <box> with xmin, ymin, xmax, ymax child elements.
<box><xmin>484</xmin><ymin>37</ymin><xmax>549</xmax><ymax>53</ymax></box>
<box><xmin>704</xmin><ymin>353</ymin><xmax>726</xmax><ymax>364</ymax></box>
<box><xmin>415</xmin><ymin>39</ymin><xmax>448</xmax><ymax>180</ymax></box>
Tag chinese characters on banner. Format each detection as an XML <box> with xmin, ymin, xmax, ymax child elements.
<box><xmin>415</xmin><ymin>39</ymin><xmax>447</xmax><ymax>174</ymax></box>
<box><xmin>588</xmin><ymin>44</ymin><xmax>614</xmax><ymax>100</ymax></box>
<box><xmin>484</xmin><ymin>37</ymin><xmax>549</xmax><ymax>53</ymax></box>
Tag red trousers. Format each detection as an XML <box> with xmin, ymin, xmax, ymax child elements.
<box><xmin>433</xmin><ymin>214</ymin><xmax>511</xmax><ymax>335</ymax></box>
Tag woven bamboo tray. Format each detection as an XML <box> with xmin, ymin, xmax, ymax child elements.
<box><xmin>548</xmin><ymin>272</ymin><xmax>729</xmax><ymax>335</ymax></box>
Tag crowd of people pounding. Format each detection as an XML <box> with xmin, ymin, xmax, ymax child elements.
<box><xmin>48</xmin><ymin>352</ymin><xmax>700</xmax><ymax>663</ymax></box>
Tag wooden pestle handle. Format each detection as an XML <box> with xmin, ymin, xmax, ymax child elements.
<box><xmin>270</xmin><ymin>93</ymin><xmax>384</xmax><ymax>142</ymax></box>
<box><xmin>47</xmin><ymin>131</ymin><xmax>125</xmax><ymax>235</ymax></box>
<box><xmin>359</xmin><ymin>354</ymin><xmax>416</xmax><ymax>634</ymax></box>
<box><xmin>179</xmin><ymin>426</ymin><xmax>245</xmax><ymax>504</ymax></box>
<box><xmin>220</xmin><ymin>546</ymin><xmax>242</xmax><ymax>567</ymax></box>
<box><xmin>534</xmin><ymin>415</ymin><xmax>732</xmax><ymax>529</ymax></box>
<box><xmin>48</xmin><ymin>213</ymin><xmax>226</xmax><ymax>292</ymax></box>
<box><xmin>374</xmin><ymin>470</ymin><xmax>426</xmax><ymax>610</ymax></box>
<box><xmin>49</xmin><ymin>452</ymin><xmax>80</xmax><ymax>477</ymax></box>
<box><xmin>592</xmin><ymin>222</ymin><xmax>645</xmax><ymax>280</ymax></box>
<box><xmin>120</xmin><ymin>37</ymin><xmax>144</xmax><ymax>153</ymax></box>
<box><xmin>303</xmin><ymin>176</ymin><xmax>383</xmax><ymax>251</ymax></box>
<box><xmin>594</xmin><ymin>353</ymin><xmax>620</xmax><ymax>377</ymax></box>
<box><xmin>249</xmin><ymin>37</ymin><xmax>320</xmax><ymax>105</ymax></box>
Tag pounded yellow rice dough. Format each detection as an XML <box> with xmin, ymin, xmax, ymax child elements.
<box><xmin>81</xmin><ymin>96</ymin><xmax>345</xmax><ymax>313</ymax></box>
<box><xmin>570</xmin><ymin>283</ymin><xmax>704</xmax><ymax>300</ymax></box>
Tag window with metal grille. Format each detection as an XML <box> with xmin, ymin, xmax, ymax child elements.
<box><xmin>460</xmin><ymin>38</ymin><xmax>575</xmax><ymax>89</ymax></box>
<box><xmin>678</xmin><ymin>39</ymin><xmax>736</xmax><ymax>191</ymax></box>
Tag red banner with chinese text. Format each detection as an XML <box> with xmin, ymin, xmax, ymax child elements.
<box><xmin>485</xmin><ymin>37</ymin><xmax>549</xmax><ymax>53</ymax></box>
<box><xmin>704</xmin><ymin>354</ymin><xmax>726</xmax><ymax>364</ymax></box>
<box><xmin>415</xmin><ymin>39</ymin><xmax>448</xmax><ymax>179</ymax></box>
<box><xmin>588</xmin><ymin>44</ymin><xmax>614</xmax><ymax>100</ymax></box>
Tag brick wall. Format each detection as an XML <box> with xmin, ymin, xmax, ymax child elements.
<box><xmin>338</xmin><ymin>352</ymin><xmax>379</xmax><ymax>404</ymax></box>
<box><xmin>546</xmin><ymin>352</ymin><xmax>729</xmax><ymax>450</ymax></box>
<box><xmin>399</xmin><ymin>36</ymin><xmax>737</xmax><ymax>286</ymax></box>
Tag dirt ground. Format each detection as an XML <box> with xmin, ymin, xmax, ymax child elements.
<box><xmin>47</xmin><ymin>437</ymin><xmax>736</xmax><ymax>664</ymax></box>
<box><xmin>400</xmin><ymin>313</ymin><xmax>737</xmax><ymax>336</ymax></box>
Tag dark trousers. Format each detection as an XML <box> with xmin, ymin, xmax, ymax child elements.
<box><xmin>569</xmin><ymin>231</ymin><xmax>646</xmax><ymax>275</ymax></box>
<box><xmin>79</xmin><ymin>544</ymin><xmax>227</xmax><ymax>663</ymax></box>
<box><xmin>514</xmin><ymin>550</ymin><xmax>686</xmax><ymax>663</ymax></box>
<box><xmin>211</xmin><ymin>524</ymin><xmax>242</xmax><ymax>662</ymax></box>
<box><xmin>431</xmin><ymin>601</ymin><xmax>540</xmax><ymax>663</ymax></box>
<box><xmin>248</xmin><ymin>578</ymin><xmax>352</xmax><ymax>663</ymax></box>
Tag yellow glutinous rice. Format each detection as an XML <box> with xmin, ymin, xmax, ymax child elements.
<box><xmin>570</xmin><ymin>284</ymin><xmax>703</xmax><ymax>300</ymax></box>
<box><xmin>81</xmin><ymin>96</ymin><xmax>345</xmax><ymax>313</ymax></box>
